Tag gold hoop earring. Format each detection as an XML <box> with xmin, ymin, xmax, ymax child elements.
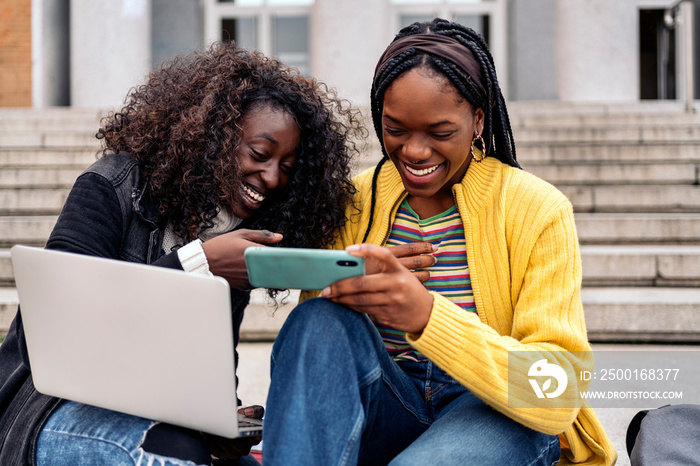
<box><xmin>471</xmin><ymin>133</ymin><xmax>486</xmax><ymax>162</ymax></box>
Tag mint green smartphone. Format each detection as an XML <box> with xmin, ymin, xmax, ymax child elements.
<box><xmin>244</xmin><ymin>247</ymin><xmax>365</xmax><ymax>290</ymax></box>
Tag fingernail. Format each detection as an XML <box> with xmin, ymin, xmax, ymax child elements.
<box><xmin>346</xmin><ymin>244</ymin><xmax>360</xmax><ymax>252</ymax></box>
<box><xmin>321</xmin><ymin>287</ymin><xmax>331</xmax><ymax>297</ymax></box>
<box><xmin>431</xmin><ymin>244</ymin><xmax>438</xmax><ymax>251</ymax></box>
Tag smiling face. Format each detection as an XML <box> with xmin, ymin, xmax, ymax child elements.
<box><xmin>382</xmin><ymin>67</ymin><xmax>484</xmax><ymax>218</ymax></box>
<box><xmin>231</xmin><ymin>102</ymin><xmax>301</xmax><ymax>219</ymax></box>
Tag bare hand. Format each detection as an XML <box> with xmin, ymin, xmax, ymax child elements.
<box><xmin>202</xmin><ymin>229</ymin><xmax>283</xmax><ymax>289</ymax></box>
<box><xmin>384</xmin><ymin>242</ymin><xmax>437</xmax><ymax>284</ymax></box>
<box><xmin>321</xmin><ymin>244</ymin><xmax>434</xmax><ymax>334</ymax></box>
<box><xmin>238</xmin><ymin>405</ymin><xmax>264</xmax><ymax>419</ymax></box>
<box><xmin>204</xmin><ymin>405</ymin><xmax>264</xmax><ymax>461</ymax></box>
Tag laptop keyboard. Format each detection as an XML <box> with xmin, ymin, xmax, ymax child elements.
<box><xmin>239</xmin><ymin>419</ymin><xmax>261</xmax><ymax>428</ymax></box>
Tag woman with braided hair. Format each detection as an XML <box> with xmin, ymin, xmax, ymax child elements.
<box><xmin>0</xmin><ymin>41</ymin><xmax>362</xmax><ymax>465</ymax></box>
<box><xmin>262</xmin><ymin>18</ymin><xmax>616</xmax><ymax>465</ymax></box>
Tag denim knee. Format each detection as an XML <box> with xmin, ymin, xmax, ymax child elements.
<box><xmin>35</xmin><ymin>401</ymin><xmax>212</xmax><ymax>466</ymax></box>
<box><xmin>271</xmin><ymin>298</ymin><xmax>386</xmax><ymax>386</ymax></box>
<box><xmin>275</xmin><ymin>299</ymin><xmax>375</xmax><ymax>350</ymax></box>
<box><xmin>285</xmin><ymin>298</ymin><xmax>368</xmax><ymax>330</ymax></box>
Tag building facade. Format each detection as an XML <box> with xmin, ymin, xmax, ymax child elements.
<box><xmin>0</xmin><ymin>0</ymin><xmax>32</xmax><ymax>107</ymax></box>
<box><xmin>2</xmin><ymin>0</ymin><xmax>698</xmax><ymax>109</ymax></box>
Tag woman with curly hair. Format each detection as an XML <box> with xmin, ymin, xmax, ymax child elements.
<box><xmin>0</xmin><ymin>41</ymin><xmax>362</xmax><ymax>465</ymax></box>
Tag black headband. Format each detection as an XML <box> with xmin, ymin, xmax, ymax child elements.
<box><xmin>373</xmin><ymin>33</ymin><xmax>486</xmax><ymax>97</ymax></box>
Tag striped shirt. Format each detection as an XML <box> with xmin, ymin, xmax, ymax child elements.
<box><xmin>373</xmin><ymin>199</ymin><xmax>477</xmax><ymax>362</ymax></box>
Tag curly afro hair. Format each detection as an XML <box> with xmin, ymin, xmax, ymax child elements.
<box><xmin>98</xmin><ymin>41</ymin><xmax>365</xmax><ymax>251</ymax></box>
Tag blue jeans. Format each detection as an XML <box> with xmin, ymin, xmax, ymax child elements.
<box><xmin>35</xmin><ymin>401</ymin><xmax>261</xmax><ymax>466</ymax></box>
<box><xmin>263</xmin><ymin>298</ymin><xmax>560</xmax><ymax>466</ymax></box>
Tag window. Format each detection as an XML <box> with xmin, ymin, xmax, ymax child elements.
<box><xmin>397</xmin><ymin>13</ymin><xmax>489</xmax><ymax>43</ymax></box>
<box><xmin>392</xmin><ymin>0</ymin><xmax>494</xmax><ymax>45</ymax></box>
<box><xmin>221</xmin><ymin>17</ymin><xmax>257</xmax><ymax>50</ymax></box>
<box><xmin>204</xmin><ymin>0</ymin><xmax>312</xmax><ymax>75</ymax></box>
<box><xmin>389</xmin><ymin>0</ymin><xmax>506</xmax><ymax>95</ymax></box>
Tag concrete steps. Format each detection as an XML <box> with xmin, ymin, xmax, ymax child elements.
<box><xmin>527</xmin><ymin>162</ymin><xmax>698</xmax><ymax>186</ymax></box>
<box><xmin>583</xmin><ymin>287</ymin><xmax>700</xmax><ymax>342</ymax></box>
<box><xmin>511</xmin><ymin>103</ymin><xmax>700</xmax><ymax>343</ymax></box>
<box><xmin>1</xmin><ymin>104</ymin><xmax>699</xmax><ymax>343</ymax></box>
<box><xmin>560</xmin><ymin>185</ymin><xmax>700</xmax><ymax>213</ymax></box>
<box><xmin>514</xmin><ymin>125</ymin><xmax>700</xmax><ymax>143</ymax></box>
<box><xmin>0</xmin><ymin>216</ymin><xmax>59</xmax><ymax>248</ymax></box>
<box><xmin>2</xmin><ymin>212</ymin><xmax>698</xmax><ymax>248</ymax></box>
<box><xmin>581</xmin><ymin>245</ymin><xmax>700</xmax><ymax>287</ymax></box>
<box><xmin>575</xmin><ymin>213</ymin><xmax>700</xmax><ymax>244</ymax></box>
<box><xmin>0</xmin><ymin>149</ymin><xmax>100</xmax><ymax>166</ymax></box>
<box><xmin>518</xmin><ymin>141</ymin><xmax>700</xmax><ymax>163</ymax></box>
<box><xmin>1</xmin><ymin>189</ymin><xmax>71</xmax><ymax>214</ymax></box>
<box><xmin>0</xmin><ymin>166</ymin><xmax>89</xmax><ymax>187</ymax></box>
<box><xmin>507</xmin><ymin>100</ymin><xmax>700</xmax><ymax>126</ymax></box>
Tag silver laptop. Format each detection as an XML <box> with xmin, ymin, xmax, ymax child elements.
<box><xmin>10</xmin><ymin>245</ymin><xmax>263</xmax><ymax>438</ymax></box>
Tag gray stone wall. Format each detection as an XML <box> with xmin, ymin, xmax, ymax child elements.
<box><xmin>151</xmin><ymin>0</ymin><xmax>204</xmax><ymax>68</ymax></box>
<box><xmin>507</xmin><ymin>0</ymin><xmax>557</xmax><ymax>101</ymax></box>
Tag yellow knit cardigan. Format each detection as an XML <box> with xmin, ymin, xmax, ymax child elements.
<box><xmin>302</xmin><ymin>157</ymin><xmax>617</xmax><ymax>465</ymax></box>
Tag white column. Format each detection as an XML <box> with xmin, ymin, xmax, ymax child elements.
<box><xmin>311</xmin><ymin>0</ymin><xmax>393</xmax><ymax>108</ymax></box>
<box><xmin>70</xmin><ymin>0</ymin><xmax>152</xmax><ymax>109</ymax></box>
<box><xmin>554</xmin><ymin>0</ymin><xmax>638</xmax><ymax>102</ymax></box>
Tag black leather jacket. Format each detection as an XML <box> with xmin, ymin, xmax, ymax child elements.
<box><xmin>0</xmin><ymin>153</ymin><xmax>250</xmax><ymax>465</ymax></box>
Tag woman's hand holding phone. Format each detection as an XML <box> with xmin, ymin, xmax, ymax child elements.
<box><xmin>202</xmin><ymin>229</ymin><xmax>283</xmax><ymax>290</ymax></box>
<box><xmin>321</xmin><ymin>242</ymin><xmax>437</xmax><ymax>334</ymax></box>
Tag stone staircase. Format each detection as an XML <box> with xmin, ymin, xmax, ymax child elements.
<box><xmin>510</xmin><ymin>101</ymin><xmax>700</xmax><ymax>342</ymax></box>
<box><xmin>1</xmin><ymin>103</ymin><xmax>700</xmax><ymax>343</ymax></box>
<box><xmin>0</xmin><ymin>108</ymin><xmax>103</xmax><ymax>335</ymax></box>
